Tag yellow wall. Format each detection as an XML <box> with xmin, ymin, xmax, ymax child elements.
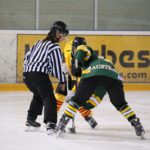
<box><xmin>17</xmin><ymin>34</ymin><xmax>150</xmax><ymax>83</ymax></box>
<box><xmin>0</xmin><ymin>83</ymin><xmax>149</xmax><ymax>91</ymax></box>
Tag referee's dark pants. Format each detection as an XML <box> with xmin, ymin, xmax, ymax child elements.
<box><xmin>23</xmin><ymin>72</ymin><xmax>57</xmax><ymax>124</ymax></box>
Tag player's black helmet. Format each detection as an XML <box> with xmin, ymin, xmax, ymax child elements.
<box><xmin>72</xmin><ymin>37</ymin><xmax>86</xmax><ymax>49</ymax></box>
<box><xmin>71</xmin><ymin>37</ymin><xmax>87</xmax><ymax>56</ymax></box>
<box><xmin>50</xmin><ymin>21</ymin><xmax>69</xmax><ymax>35</ymax></box>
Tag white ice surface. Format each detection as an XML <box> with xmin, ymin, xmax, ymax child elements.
<box><xmin>0</xmin><ymin>91</ymin><xmax>150</xmax><ymax>150</ymax></box>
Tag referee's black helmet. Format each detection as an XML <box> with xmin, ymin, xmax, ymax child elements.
<box><xmin>50</xmin><ymin>21</ymin><xmax>69</xmax><ymax>36</ymax></box>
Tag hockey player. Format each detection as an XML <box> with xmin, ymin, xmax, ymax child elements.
<box><xmin>55</xmin><ymin>40</ymin><xmax>106</xmax><ymax>129</ymax></box>
<box><xmin>56</xmin><ymin>37</ymin><xmax>145</xmax><ymax>138</ymax></box>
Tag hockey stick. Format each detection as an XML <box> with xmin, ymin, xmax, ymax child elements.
<box><xmin>69</xmin><ymin>117</ymin><xmax>76</xmax><ymax>133</ymax></box>
<box><xmin>65</xmin><ymin>72</ymin><xmax>76</xmax><ymax>134</ymax></box>
<box><xmin>68</xmin><ymin>75</ymin><xmax>77</xmax><ymax>134</ymax></box>
<box><xmin>69</xmin><ymin>77</ymin><xmax>78</xmax><ymax>134</ymax></box>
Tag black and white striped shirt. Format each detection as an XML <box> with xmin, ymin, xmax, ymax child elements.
<box><xmin>24</xmin><ymin>40</ymin><xmax>65</xmax><ymax>83</ymax></box>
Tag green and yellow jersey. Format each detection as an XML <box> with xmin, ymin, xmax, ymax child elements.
<box><xmin>74</xmin><ymin>45</ymin><xmax>123</xmax><ymax>81</ymax></box>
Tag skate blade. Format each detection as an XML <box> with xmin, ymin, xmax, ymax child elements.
<box><xmin>92</xmin><ymin>125</ymin><xmax>99</xmax><ymax>130</ymax></box>
<box><xmin>47</xmin><ymin>130</ymin><xmax>56</xmax><ymax>135</ymax></box>
<box><xmin>56</xmin><ymin>130</ymin><xmax>64</xmax><ymax>138</ymax></box>
<box><xmin>25</xmin><ymin>126</ymin><xmax>40</xmax><ymax>132</ymax></box>
<box><xmin>140</xmin><ymin>132</ymin><xmax>146</xmax><ymax>140</ymax></box>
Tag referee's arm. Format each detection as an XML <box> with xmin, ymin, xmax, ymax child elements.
<box><xmin>50</xmin><ymin>48</ymin><xmax>66</xmax><ymax>83</ymax></box>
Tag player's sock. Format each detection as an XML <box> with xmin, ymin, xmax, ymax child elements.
<box><xmin>79</xmin><ymin>107</ymin><xmax>92</xmax><ymax>118</ymax></box>
<box><xmin>119</xmin><ymin>105</ymin><xmax>136</xmax><ymax>121</ymax></box>
<box><xmin>55</xmin><ymin>93</ymin><xmax>65</xmax><ymax>112</ymax></box>
<box><xmin>85</xmin><ymin>95</ymin><xmax>102</xmax><ymax>109</ymax></box>
<box><xmin>64</xmin><ymin>101</ymin><xmax>78</xmax><ymax>118</ymax></box>
<box><xmin>57</xmin><ymin>100</ymin><xmax>63</xmax><ymax>112</ymax></box>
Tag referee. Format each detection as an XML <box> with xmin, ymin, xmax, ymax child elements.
<box><xmin>23</xmin><ymin>21</ymin><xmax>69</xmax><ymax>135</ymax></box>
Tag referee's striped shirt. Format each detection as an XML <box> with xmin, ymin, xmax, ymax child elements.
<box><xmin>24</xmin><ymin>40</ymin><xmax>65</xmax><ymax>83</ymax></box>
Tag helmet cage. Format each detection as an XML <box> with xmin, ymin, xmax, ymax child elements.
<box><xmin>71</xmin><ymin>37</ymin><xmax>86</xmax><ymax>56</ymax></box>
<box><xmin>72</xmin><ymin>37</ymin><xmax>86</xmax><ymax>49</ymax></box>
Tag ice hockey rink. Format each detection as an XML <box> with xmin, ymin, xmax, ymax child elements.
<box><xmin>0</xmin><ymin>90</ymin><xmax>150</xmax><ymax>150</ymax></box>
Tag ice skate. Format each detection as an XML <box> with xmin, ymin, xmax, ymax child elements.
<box><xmin>131</xmin><ymin>118</ymin><xmax>145</xmax><ymax>139</ymax></box>
<box><xmin>46</xmin><ymin>122</ymin><xmax>57</xmax><ymax>135</ymax></box>
<box><xmin>85</xmin><ymin>116</ymin><xmax>98</xmax><ymax>129</ymax></box>
<box><xmin>56</xmin><ymin>114</ymin><xmax>71</xmax><ymax>137</ymax></box>
<box><xmin>25</xmin><ymin>119</ymin><xmax>41</xmax><ymax>132</ymax></box>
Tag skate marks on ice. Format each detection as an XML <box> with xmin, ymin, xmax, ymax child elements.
<box><xmin>57</xmin><ymin>127</ymin><xmax>150</xmax><ymax>150</ymax></box>
<box><xmin>59</xmin><ymin>126</ymin><xmax>149</xmax><ymax>141</ymax></box>
<box><xmin>0</xmin><ymin>91</ymin><xmax>150</xmax><ymax>150</ymax></box>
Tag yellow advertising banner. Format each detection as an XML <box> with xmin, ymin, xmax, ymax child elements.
<box><xmin>17</xmin><ymin>34</ymin><xmax>150</xmax><ymax>83</ymax></box>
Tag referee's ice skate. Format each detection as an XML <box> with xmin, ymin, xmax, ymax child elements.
<box><xmin>25</xmin><ymin>119</ymin><xmax>41</xmax><ymax>132</ymax></box>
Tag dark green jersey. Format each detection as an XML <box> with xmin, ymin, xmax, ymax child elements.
<box><xmin>74</xmin><ymin>45</ymin><xmax>123</xmax><ymax>81</ymax></box>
